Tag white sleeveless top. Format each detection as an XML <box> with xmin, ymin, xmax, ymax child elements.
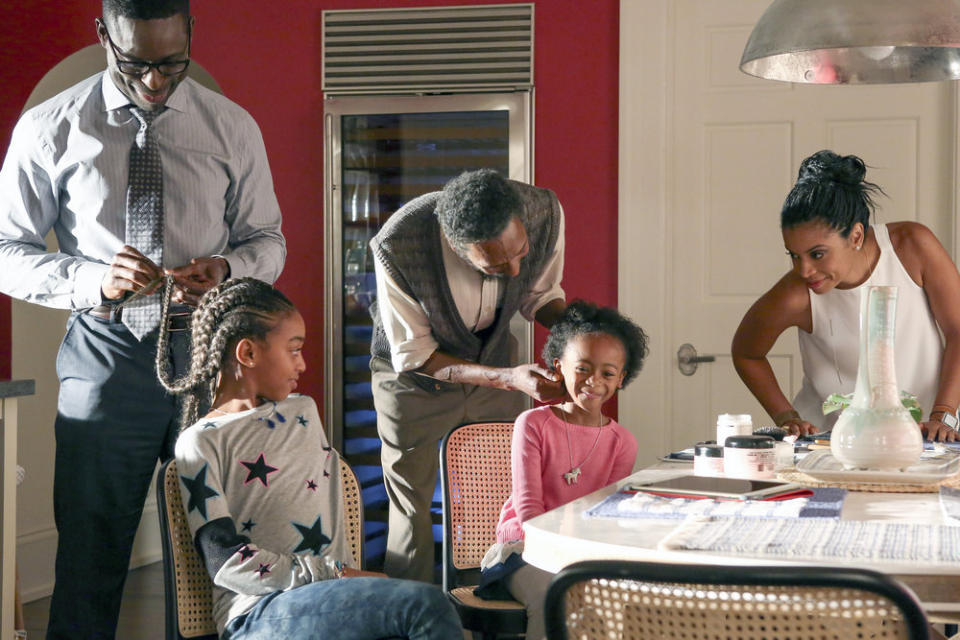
<box><xmin>793</xmin><ymin>224</ymin><xmax>943</xmax><ymax>430</ymax></box>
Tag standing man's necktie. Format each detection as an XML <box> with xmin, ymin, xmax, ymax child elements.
<box><xmin>123</xmin><ymin>107</ymin><xmax>164</xmax><ymax>339</ymax></box>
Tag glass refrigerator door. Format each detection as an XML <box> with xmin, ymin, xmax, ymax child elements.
<box><xmin>324</xmin><ymin>92</ymin><xmax>531</xmax><ymax>568</ymax></box>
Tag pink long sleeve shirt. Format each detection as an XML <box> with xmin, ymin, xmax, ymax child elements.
<box><xmin>495</xmin><ymin>405</ymin><xmax>638</xmax><ymax>543</ymax></box>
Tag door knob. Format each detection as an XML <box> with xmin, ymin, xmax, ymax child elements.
<box><xmin>677</xmin><ymin>343</ymin><xmax>715</xmax><ymax>376</ymax></box>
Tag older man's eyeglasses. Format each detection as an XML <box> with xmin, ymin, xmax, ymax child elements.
<box><xmin>102</xmin><ymin>23</ymin><xmax>191</xmax><ymax>77</ymax></box>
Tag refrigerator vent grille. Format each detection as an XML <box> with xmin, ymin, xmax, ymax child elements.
<box><xmin>322</xmin><ymin>4</ymin><xmax>534</xmax><ymax>94</ymax></box>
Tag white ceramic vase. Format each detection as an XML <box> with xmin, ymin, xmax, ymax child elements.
<box><xmin>830</xmin><ymin>285</ymin><xmax>923</xmax><ymax>471</ymax></box>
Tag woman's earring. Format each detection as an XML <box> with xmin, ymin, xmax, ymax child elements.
<box><xmin>856</xmin><ymin>244</ymin><xmax>862</xmax><ymax>251</ymax></box>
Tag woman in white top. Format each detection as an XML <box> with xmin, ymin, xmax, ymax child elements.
<box><xmin>732</xmin><ymin>150</ymin><xmax>960</xmax><ymax>441</ymax></box>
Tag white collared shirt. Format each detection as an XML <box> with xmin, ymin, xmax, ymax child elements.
<box><xmin>374</xmin><ymin>209</ymin><xmax>565</xmax><ymax>372</ymax></box>
<box><xmin>0</xmin><ymin>72</ymin><xmax>285</xmax><ymax>309</ymax></box>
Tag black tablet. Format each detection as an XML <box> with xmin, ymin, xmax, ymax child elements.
<box><xmin>625</xmin><ymin>475</ymin><xmax>806</xmax><ymax>500</ymax></box>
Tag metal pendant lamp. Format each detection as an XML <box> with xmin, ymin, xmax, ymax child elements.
<box><xmin>740</xmin><ymin>0</ymin><xmax>960</xmax><ymax>84</ymax></box>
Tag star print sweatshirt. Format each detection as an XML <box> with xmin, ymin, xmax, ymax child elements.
<box><xmin>175</xmin><ymin>394</ymin><xmax>355</xmax><ymax>634</ymax></box>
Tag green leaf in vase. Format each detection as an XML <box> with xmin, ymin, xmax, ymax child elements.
<box><xmin>821</xmin><ymin>391</ymin><xmax>922</xmax><ymax>423</ymax></box>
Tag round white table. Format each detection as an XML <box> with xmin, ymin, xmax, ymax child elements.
<box><xmin>522</xmin><ymin>464</ymin><xmax>960</xmax><ymax>623</ymax></box>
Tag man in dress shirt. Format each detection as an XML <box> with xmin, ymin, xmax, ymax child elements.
<box><xmin>369</xmin><ymin>169</ymin><xmax>566</xmax><ymax>582</ymax></box>
<box><xmin>0</xmin><ymin>1</ymin><xmax>285</xmax><ymax>637</ymax></box>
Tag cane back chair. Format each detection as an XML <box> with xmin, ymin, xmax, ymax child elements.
<box><xmin>157</xmin><ymin>455</ymin><xmax>364</xmax><ymax>640</ymax></box>
<box><xmin>441</xmin><ymin>421</ymin><xmax>527</xmax><ymax>639</ymax></box>
<box><xmin>545</xmin><ymin>560</ymin><xmax>930</xmax><ymax>640</ymax></box>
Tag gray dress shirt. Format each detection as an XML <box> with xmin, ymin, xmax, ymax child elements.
<box><xmin>0</xmin><ymin>72</ymin><xmax>285</xmax><ymax>309</ymax></box>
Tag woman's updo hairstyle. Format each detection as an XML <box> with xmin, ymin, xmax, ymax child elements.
<box><xmin>780</xmin><ymin>150</ymin><xmax>884</xmax><ymax>237</ymax></box>
<box><xmin>541</xmin><ymin>300</ymin><xmax>649</xmax><ymax>388</ymax></box>
<box><xmin>156</xmin><ymin>276</ymin><xmax>297</xmax><ymax>430</ymax></box>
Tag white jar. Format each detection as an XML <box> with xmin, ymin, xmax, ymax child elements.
<box><xmin>724</xmin><ymin>435</ymin><xmax>775</xmax><ymax>479</ymax></box>
<box><xmin>774</xmin><ymin>440</ymin><xmax>795</xmax><ymax>470</ymax></box>
<box><xmin>693</xmin><ymin>443</ymin><xmax>724</xmax><ymax>477</ymax></box>
<box><xmin>716</xmin><ymin>413</ymin><xmax>753</xmax><ymax>447</ymax></box>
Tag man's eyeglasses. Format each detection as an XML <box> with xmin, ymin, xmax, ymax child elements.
<box><xmin>101</xmin><ymin>22</ymin><xmax>191</xmax><ymax>78</ymax></box>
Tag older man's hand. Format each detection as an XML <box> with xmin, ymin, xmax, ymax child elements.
<box><xmin>509</xmin><ymin>363</ymin><xmax>568</xmax><ymax>403</ymax></box>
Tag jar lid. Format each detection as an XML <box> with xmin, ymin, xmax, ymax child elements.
<box><xmin>695</xmin><ymin>443</ymin><xmax>724</xmax><ymax>457</ymax></box>
<box><xmin>724</xmin><ymin>435</ymin><xmax>774</xmax><ymax>449</ymax></box>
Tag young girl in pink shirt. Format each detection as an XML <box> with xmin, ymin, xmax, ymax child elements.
<box><xmin>477</xmin><ymin>300</ymin><xmax>648</xmax><ymax>639</ymax></box>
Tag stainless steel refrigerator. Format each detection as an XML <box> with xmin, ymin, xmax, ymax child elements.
<box><xmin>323</xmin><ymin>91</ymin><xmax>532</xmax><ymax>567</ymax></box>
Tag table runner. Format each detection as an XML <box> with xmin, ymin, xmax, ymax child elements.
<box><xmin>584</xmin><ymin>487</ymin><xmax>846</xmax><ymax>520</ymax></box>
<box><xmin>659</xmin><ymin>516</ymin><xmax>960</xmax><ymax>565</ymax></box>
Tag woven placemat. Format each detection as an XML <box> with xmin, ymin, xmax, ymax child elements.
<box><xmin>777</xmin><ymin>467</ymin><xmax>960</xmax><ymax>493</ymax></box>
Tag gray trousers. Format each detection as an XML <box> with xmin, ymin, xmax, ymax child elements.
<box><xmin>371</xmin><ymin>356</ymin><xmax>525</xmax><ymax>582</ymax></box>
<box><xmin>47</xmin><ymin>312</ymin><xmax>189</xmax><ymax>640</ymax></box>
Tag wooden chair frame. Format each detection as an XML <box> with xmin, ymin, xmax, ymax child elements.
<box><xmin>157</xmin><ymin>456</ymin><xmax>364</xmax><ymax>640</ymax></box>
<box><xmin>440</xmin><ymin>421</ymin><xmax>527</xmax><ymax>639</ymax></box>
<box><xmin>545</xmin><ymin>560</ymin><xmax>931</xmax><ymax>640</ymax></box>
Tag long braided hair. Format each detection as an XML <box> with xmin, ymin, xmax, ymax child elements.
<box><xmin>156</xmin><ymin>276</ymin><xmax>297</xmax><ymax>431</ymax></box>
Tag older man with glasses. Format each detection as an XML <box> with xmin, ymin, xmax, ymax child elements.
<box><xmin>0</xmin><ymin>0</ymin><xmax>285</xmax><ymax>637</ymax></box>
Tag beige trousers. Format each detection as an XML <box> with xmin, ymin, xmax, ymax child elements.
<box><xmin>372</xmin><ymin>356</ymin><xmax>525</xmax><ymax>582</ymax></box>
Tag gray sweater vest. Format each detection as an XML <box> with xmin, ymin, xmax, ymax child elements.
<box><xmin>369</xmin><ymin>181</ymin><xmax>561</xmax><ymax>392</ymax></box>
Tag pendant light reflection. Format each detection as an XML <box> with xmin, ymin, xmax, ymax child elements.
<box><xmin>740</xmin><ymin>0</ymin><xmax>960</xmax><ymax>84</ymax></box>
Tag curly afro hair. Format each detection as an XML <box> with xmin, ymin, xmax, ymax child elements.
<box><xmin>542</xmin><ymin>300</ymin><xmax>649</xmax><ymax>388</ymax></box>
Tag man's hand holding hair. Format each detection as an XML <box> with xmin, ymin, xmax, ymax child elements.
<box><xmin>101</xmin><ymin>245</ymin><xmax>164</xmax><ymax>301</ymax></box>
<box><xmin>165</xmin><ymin>256</ymin><xmax>230</xmax><ymax>305</ymax></box>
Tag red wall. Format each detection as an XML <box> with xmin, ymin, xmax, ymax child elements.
<box><xmin>0</xmin><ymin>1</ymin><xmax>620</xmax><ymax>410</ymax></box>
<box><xmin>0</xmin><ymin>2</ymin><xmax>103</xmax><ymax>379</ymax></box>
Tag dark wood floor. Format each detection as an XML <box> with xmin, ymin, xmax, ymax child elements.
<box><xmin>22</xmin><ymin>562</ymin><xmax>166</xmax><ymax>640</ymax></box>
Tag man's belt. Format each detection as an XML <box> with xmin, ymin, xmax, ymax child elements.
<box><xmin>87</xmin><ymin>305</ymin><xmax>192</xmax><ymax>332</ymax></box>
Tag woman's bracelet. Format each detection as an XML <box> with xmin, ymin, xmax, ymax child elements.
<box><xmin>773</xmin><ymin>409</ymin><xmax>802</xmax><ymax>427</ymax></box>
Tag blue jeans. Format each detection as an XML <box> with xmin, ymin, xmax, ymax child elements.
<box><xmin>222</xmin><ymin>577</ymin><xmax>462</xmax><ymax>640</ymax></box>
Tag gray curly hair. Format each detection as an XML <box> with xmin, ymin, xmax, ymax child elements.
<box><xmin>436</xmin><ymin>169</ymin><xmax>522</xmax><ymax>248</ymax></box>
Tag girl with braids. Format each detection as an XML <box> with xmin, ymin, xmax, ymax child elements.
<box><xmin>733</xmin><ymin>149</ymin><xmax>960</xmax><ymax>441</ymax></box>
<box><xmin>476</xmin><ymin>300</ymin><xmax>647</xmax><ymax>640</ymax></box>
<box><xmin>160</xmin><ymin>277</ymin><xmax>461</xmax><ymax>639</ymax></box>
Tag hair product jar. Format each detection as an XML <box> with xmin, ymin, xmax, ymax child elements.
<box><xmin>716</xmin><ymin>413</ymin><xmax>753</xmax><ymax>447</ymax></box>
<box><xmin>774</xmin><ymin>440</ymin><xmax>795</xmax><ymax>469</ymax></box>
<box><xmin>693</xmin><ymin>442</ymin><xmax>724</xmax><ymax>477</ymax></box>
<box><xmin>724</xmin><ymin>435</ymin><xmax>775</xmax><ymax>479</ymax></box>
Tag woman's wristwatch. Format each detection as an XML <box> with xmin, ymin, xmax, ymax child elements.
<box><xmin>929</xmin><ymin>405</ymin><xmax>959</xmax><ymax>431</ymax></box>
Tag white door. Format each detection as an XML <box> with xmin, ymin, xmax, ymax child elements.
<box><xmin>619</xmin><ymin>0</ymin><xmax>959</xmax><ymax>465</ymax></box>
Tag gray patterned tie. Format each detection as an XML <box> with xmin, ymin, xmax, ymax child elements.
<box><xmin>123</xmin><ymin>107</ymin><xmax>164</xmax><ymax>340</ymax></box>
